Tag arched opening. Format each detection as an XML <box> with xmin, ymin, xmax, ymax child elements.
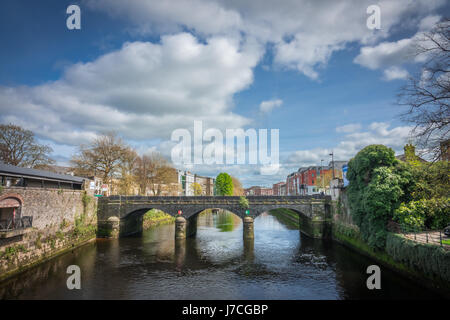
<box><xmin>0</xmin><ymin>194</ymin><xmax>25</xmax><ymax>231</ymax></box>
<box><xmin>191</xmin><ymin>208</ymin><xmax>242</xmax><ymax>234</ymax></box>
<box><xmin>120</xmin><ymin>207</ymin><xmax>174</xmax><ymax>237</ymax></box>
<box><xmin>260</xmin><ymin>207</ymin><xmax>330</xmax><ymax>239</ymax></box>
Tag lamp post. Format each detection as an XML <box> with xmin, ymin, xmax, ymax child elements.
<box><xmin>329</xmin><ymin>151</ymin><xmax>335</xmax><ymax>179</ymax></box>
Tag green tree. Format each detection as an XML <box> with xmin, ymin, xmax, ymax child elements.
<box><xmin>215</xmin><ymin>173</ymin><xmax>233</xmax><ymax>196</ymax></box>
<box><xmin>408</xmin><ymin>161</ymin><xmax>450</xmax><ymax>200</ymax></box>
<box><xmin>347</xmin><ymin>145</ymin><xmax>413</xmax><ymax>250</ymax></box>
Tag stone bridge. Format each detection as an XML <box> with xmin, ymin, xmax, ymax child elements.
<box><xmin>97</xmin><ymin>195</ymin><xmax>332</xmax><ymax>239</ymax></box>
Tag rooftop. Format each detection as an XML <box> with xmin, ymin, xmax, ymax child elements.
<box><xmin>0</xmin><ymin>162</ymin><xmax>85</xmax><ymax>184</ymax></box>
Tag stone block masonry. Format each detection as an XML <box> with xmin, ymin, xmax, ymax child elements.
<box><xmin>0</xmin><ymin>187</ymin><xmax>97</xmax><ymax>281</ymax></box>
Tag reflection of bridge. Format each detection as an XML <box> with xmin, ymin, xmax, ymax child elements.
<box><xmin>97</xmin><ymin>196</ymin><xmax>332</xmax><ymax>239</ymax></box>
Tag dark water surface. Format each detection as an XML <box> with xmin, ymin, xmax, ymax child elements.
<box><xmin>0</xmin><ymin>211</ymin><xmax>445</xmax><ymax>299</ymax></box>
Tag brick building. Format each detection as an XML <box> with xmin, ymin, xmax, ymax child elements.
<box><xmin>245</xmin><ymin>186</ymin><xmax>273</xmax><ymax>196</ymax></box>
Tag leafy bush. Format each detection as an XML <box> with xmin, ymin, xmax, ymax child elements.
<box><xmin>239</xmin><ymin>196</ymin><xmax>249</xmax><ymax>209</ymax></box>
<box><xmin>394</xmin><ymin>198</ymin><xmax>450</xmax><ymax>230</ymax></box>
<box><xmin>347</xmin><ymin>145</ymin><xmax>413</xmax><ymax>250</ymax></box>
<box><xmin>386</xmin><ymin>233</ymin><xmax>450</xmax><ymax>287</ymax></box>
<box><xmin>393</xmin><ymin>201</ymin><xmax>426</xmax><ymax>229</ymax></box>
<box><xmin>409</xmin><ymin>161</ymin><xmax>450</xmax><ymax>200</ymax></box>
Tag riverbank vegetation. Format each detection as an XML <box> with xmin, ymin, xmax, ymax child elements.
<box><xmin>143</xmin><ymin>209</ymin><xmax>175</xmax><ymax>229</ymax></box>
<box><xmin>347</xmin><ymin>144</ymin><xmax>449</xmax><ymax>250</ymax></box>
<box><xmin>347</xmin><ymin>145</ymin><xmax>413</xmax><ymax>250</ymax></box>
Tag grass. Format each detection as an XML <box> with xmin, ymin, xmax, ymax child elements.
<box><xmin>143</xmin><ymin>209</ymin><xmax>175</xmax><ymax>229</ymax></box>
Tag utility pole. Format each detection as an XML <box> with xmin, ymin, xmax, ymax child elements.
<box><xmin>329</xmin><ymin>151</ymin><xmax>335</xmax><ymax>179</ymax></box>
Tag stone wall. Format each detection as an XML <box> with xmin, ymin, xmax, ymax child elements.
<box><xmin>0</xmin><ymin>187</ymin><xmax>97</xmax><ymax>280</ymax></box>
<box><xmin>331</xmin><ymin>188</ymin><xmax>354</xmax><ymax>226</ymax></box>
<box><xmin>1</xmin><ymin>187</ymin><xmax>95</xmax><ymax>231</ymax></box>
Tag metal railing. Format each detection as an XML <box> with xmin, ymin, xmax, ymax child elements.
<box><xmin>388</xmin><ymin>221</ymin><xmax>449</xmax><ymax>249</ymax></box>
<box><xmin>0</xmin><ymin>216</ymin><xmax>33</xmax><ymax>231</ymax></box>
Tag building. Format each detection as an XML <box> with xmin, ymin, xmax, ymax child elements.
<box><xmin>285</xmin><ymin>164</ymin><xmax>345</xmax><ymax>196</ymax></box>
<box><xmin>280</xmin><ymin>183</ymin><xmax>286</xmax><ymax>196</ymax></box>
<box><xmin>193</xmin><ymin>174</ymin><xmax>215</xmax><ymax>196</ymax></box>
<box><xmin>272</xmin><ymin>182</ymin><xmax>285</xmax><ymax>196</ymax></box>
<box><xmin>177</xmin><ymin>170</ymin><xmax>215</xmax><ymax>196</ymax></box>
<box><xmin>0</xmin><ymin>162</ymin><xmax>85</xmax><ymax>190</ymax></box>
<box><xmin>328</xmin><ymin>160</ymin><xmax>348</xmax><ymax>177</ymax></box>
<box><xmin>245</xmin><ymin>186</ymin><xmax>273</xmax><ymax>196</ymax></box>
<box><xmin>0</xmin><ymin>163</ymin><xmax>86</xmax><ymax>225</ymax></box>
<box><xmin>395</xmin><ymin>144</ymin><xmax>427</xmax><ymax>163</ymax></box>
<box><xmin>329</xmin><ymin>177</ymin><xmax>344</xmax><ymax>200</ymax></box>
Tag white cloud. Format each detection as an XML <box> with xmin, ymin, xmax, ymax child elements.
<box><xmin>0</xmin><ymin>33</ymin><xmax>260</xmax><ymax>145</ymax></box>
<box><xmin>259</xmin><ymin>99</ymin><xmax>283</xmax><ymax>113</ymax></box>
<box><xmin>383</xmin><ymin>66</ymin><xmax>410</xmax><ymax>81</ymax></box>
<box><xmin>336</xmin><ymin>123</ymin><xmax>362</xmax><ymax>133</ymax></box>
<box><xmin>418</xmin><ymin>15</ymin><xmax>442</xmax><ymax>31</ymax></box>
<box><xmin>84</xmin><ymin>0</ymin><xmax>446</xmax><ymax>79</ymax></box>
<box><xmin>286</xmin><ymin>122</ymin><xmax>414</xmax><ymax>166</ymax></box>
<box><xmin>354</xmin><ymin>38</ymin><xmax>416</xmax><ymax>70</ymax></box>
<box><xmin>354</xmin><ymin>15</ymin><xmax>443</xmax><ymax>75</ymax></box>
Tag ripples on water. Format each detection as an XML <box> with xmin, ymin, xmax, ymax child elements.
<box><xmin>0</xmin><ymin>211</ymin><xmax>445</xmax><ymax>299</ymax></box>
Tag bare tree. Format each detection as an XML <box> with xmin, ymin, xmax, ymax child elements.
<box><xmin>117</xmin><ymin>147</ymin><xmax>139</xmax><ymax>195</ymax></box>
<box><xmin>0</xmin><ymin>123</ymin><xmax>54</xmax><ymax>168</ymax></box>
<box><xmin>71</xmin><ymin>132</ymin><xmax>129</xmax><ymax>184</ymax></box>
<box><xmin>231</xmin><ymin>175</ymin><xmax>244</xmax><ymax>196</ymax></box>
<box><xmin>398</xmin><ymin>19</ymin><xmax>450</xmax><ymax>160</ymax></box>
<box><xmin>134</xmin><ymin>152</ymin><xmax>176</xmax><ymax>196</ymax></box>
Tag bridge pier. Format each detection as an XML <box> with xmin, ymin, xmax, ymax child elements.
<box><xmin>175</xmin><ymin>215</ymin><xmax>198</xmax><ymax>239</ymax></box>
<box><xmin>175</xmin><ymin>238</ymin><xmax>186</xmax><ymax>270</ymax></box>
<box><xmin>243</xmin><ymin>216</ymin><xmax>254</xmax><ymax>240</ymax></box>
<box><xmin>243</xmin><ymin>236</ymin><xmax>254</xmax><ymax>261</ymax></box>
<box><xmin>175</xmin><ymin>216</ymin><xmax>187</xmax><ymax>239</ymax></box>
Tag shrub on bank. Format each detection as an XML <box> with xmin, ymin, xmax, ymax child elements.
<box><xmin>394</xmin><ymin>197</ymin><xmax>450</xmax><ymax>230</ymax></box>
<box><xmin>386</xmin><ymin>233</ymin><xmax>450</xmax><ymax>287</ymax></box>
<box><xmin>347</xmin><ymin>145</ymin><xmax>413</xmax><ymax>250</ymax></box>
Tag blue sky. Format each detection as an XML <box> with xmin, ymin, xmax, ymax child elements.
<box><xmin>0</xmin><ymin>0</ymin><xmax>448</xmax><ymax>187</ymax></box>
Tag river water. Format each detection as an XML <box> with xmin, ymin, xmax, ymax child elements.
<box><xmin>0</xmin><ymin>211</ymin><xmax>444</xmax><ymax>299</ymax></box>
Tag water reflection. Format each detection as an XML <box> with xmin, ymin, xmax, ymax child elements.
<box><xmin>0</xmin><ymin>211</ymin><xmax>445</xmax><ymax>300</ymax></box>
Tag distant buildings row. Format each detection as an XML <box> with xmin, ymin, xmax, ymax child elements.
<box><xmin>245</xmin><ymin>160</ymin><xmax>348</xmax><ymax>200</ymax></box>
<box><xmin>0</xmin><ymin>162</ymin><xmax>215</xmax><ymax>197</ymax></box>
<box><xmin>104</xmin><ymin>169</ymin><xmax>215</xmax><ymax>196</ymax></box>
